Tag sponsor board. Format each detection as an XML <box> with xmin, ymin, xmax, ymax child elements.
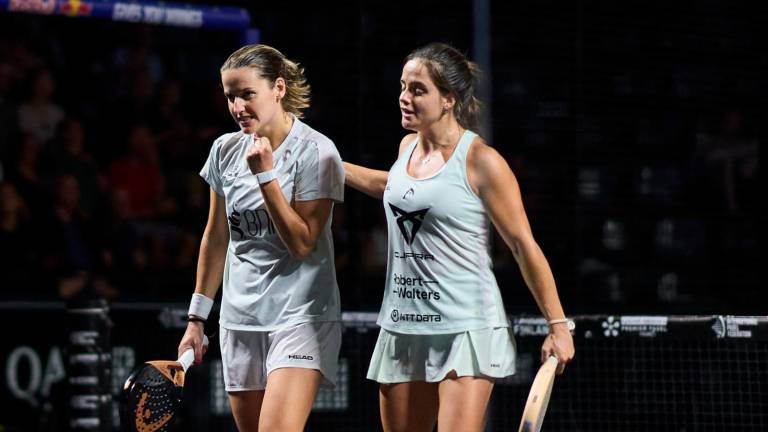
<box><xmin>112</xmin><ymin>2</ymin><xmax>204</xmax><ymax>27</ymax></box>
<box><xmin>619</xmin><ymin>316</ymin><xmax>668</xmax><ymax>337</ymax></box>
<box><xmin>513</xmin><ymin>317</ymin><xmax>550</xmax><ymax>336</ymax></box>
<box><xmin>712</xmin><ymin>315</ymin><xmax>759</xmax><ymax>339</ymax></box>
<box><xmin>8</xmin><ymin>0</ymin><xmax>56</xmax><ymax>14</ymax></box>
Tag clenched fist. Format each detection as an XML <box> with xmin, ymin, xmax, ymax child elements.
<box><xmin>246</xmin><ymin>134</ymin><xmax>274</xmax><ymax>174</ymax></box>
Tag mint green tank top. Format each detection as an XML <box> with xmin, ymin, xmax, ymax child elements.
<box><xmin>377</xmin><ymin>130</ymin><xmax>511</xmax><ymax>334</ymax></box>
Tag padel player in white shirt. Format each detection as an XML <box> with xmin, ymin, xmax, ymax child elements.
<box><xmin>178</xmin><ymin>44</ymin><xmax>344</xmax><ymax>432</ymax></box>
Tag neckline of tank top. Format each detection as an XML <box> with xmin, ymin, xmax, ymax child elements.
<box><xmin>404</xmin><ymin>129</ymin><xmax>473</xmax><ymax>181</ymax></box>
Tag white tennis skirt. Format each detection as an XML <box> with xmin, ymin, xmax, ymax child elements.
<box><xmin>366</xmin><ymin>327</ymin><xmax>517</xmax><ymax>384</ymax></box>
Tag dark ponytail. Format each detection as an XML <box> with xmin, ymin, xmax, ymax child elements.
<box><xmin>406</xmin><ymin>43</ymin><xmax>482</xmax><ymax>131</ymax></box>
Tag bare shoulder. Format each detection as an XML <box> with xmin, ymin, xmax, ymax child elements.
<box><xmin>398</xmin><ymin>133</ymin><xmax>418</xmax><ymax>157</ymax></box>
<box><xmin>467</xmin><ymin>136</ymin><xmax>513</xmax><ymax>178</ymax></box>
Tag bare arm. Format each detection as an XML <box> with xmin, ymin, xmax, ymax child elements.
<box><xmin>343</xmin><ymin>162</ymin><xmax>389</xmax><ymax>199</ymax></box>
<box><xmin>343</xmin><ymin>133</ymin><xmax>417</xmax><ymax>200</ymax></box>
<box><xmin>245</xmin><ymin>135</ymin><xmax>335</xmax><ymax>258</ymax></box>
<box><xmin>194</xmin><ymin>188</ymin><xmax>229</xmax><ymax>298</ymax></box>
<box><xmin>260</xmin><ymin>179</ymin><xmax>334</xmax><ymax>258</ymax></box>
<box><xmin>180</xmin><ymin>187</ymin><xmax>229</xmax><ymax>361</ymax></box>
<box><xmin>469</xmin><ymin>141</ymin><xmax>575</xmax><ymax>372</ymax></box>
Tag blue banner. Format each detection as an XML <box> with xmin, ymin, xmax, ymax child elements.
<box><xmin>1</xmin><ymin>0</ymin><xmax>250</xmax><ymax>30</ymax></box>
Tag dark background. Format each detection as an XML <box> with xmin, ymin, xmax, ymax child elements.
<box><xmin>0</xmin><ymin>0</ymin><xmax>762</xmax><ymax>315</ymax></box>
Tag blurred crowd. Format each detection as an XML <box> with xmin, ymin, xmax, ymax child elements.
<box><xmin>0</xmin><ymin>22</ymin><xmax>243</xmax><ymax>301</ymax></box>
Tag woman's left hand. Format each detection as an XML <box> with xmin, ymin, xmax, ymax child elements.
<box><xmin>246</xmin><ymin>134</ymin><xmax>274</xmax><ymax>174</ymax></box>
<box><xmin>541</xmin><ymin>324</ymin><xmax>575</xmax><ymax>374</ymax></box>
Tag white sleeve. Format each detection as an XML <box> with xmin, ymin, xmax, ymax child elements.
<box><xmin>199</xmin><ymin>135</ymin><xmax>226</xmax><ymax>196</ymax></box>
<box><xmin>294</xmin><ymin>139</ymin><xmax>344</xmax><ymax>203</ymax></box>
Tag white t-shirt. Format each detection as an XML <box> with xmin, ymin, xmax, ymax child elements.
<box><xmin>200</xmin><ymin>117</ymin><xmax>344</xmax><ymax>330</ymax></box>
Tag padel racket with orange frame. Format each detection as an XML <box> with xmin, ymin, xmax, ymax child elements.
<box><xmin>121</xmin><ymin>335</ymin><xmax>208</xmax><ymax>432</ymax></box>
<box><xmin>518</xmin><ymin>355</ymin><xmax>559</xmax><ymax>432</ymax></box>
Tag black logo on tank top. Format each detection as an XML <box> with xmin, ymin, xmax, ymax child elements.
<box><xmin>402</xmin><ymin>187</ymin><xmax>414</xmax><ymax>200</ymax></box>
<box><xmin>388</xmin><ymin>204</ymin><xmax>429</xmax><ymax>245</ymax></box>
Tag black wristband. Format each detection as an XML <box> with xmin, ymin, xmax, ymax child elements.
<box><xmin>187</xmin><ymin>315</ymin><xmax>206</xmax><ymax>323</ymax></box>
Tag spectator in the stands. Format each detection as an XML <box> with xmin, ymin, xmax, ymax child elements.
<box><xmin>50</xmin><ymin>118</ymin><xmax>104</xmax><ymax>216</ymax></box>
<box><xmin>106</xmin><ymin>124</ymin><xmax>172</xmax><ymax>218</ymax></box>
<box><xmin>10</xmin><ymin>133</ymin><xmax>49</xmax><ymax>216</ymax></box>
<box><xmin>17</xmin><ymin>68</ymin><xmax>65</xmax><ymax>144</ymax></box>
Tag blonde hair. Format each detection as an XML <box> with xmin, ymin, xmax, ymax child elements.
<box><xmin>221</xmin><ymin>44</ymin><xmax>310</xmax><ymax>118</ymax></box>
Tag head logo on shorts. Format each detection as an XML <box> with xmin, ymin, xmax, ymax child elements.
<box><xmin>388</xmin><ymin>203</ymin><xmax>429</xmax><ymax>245</ymax></box>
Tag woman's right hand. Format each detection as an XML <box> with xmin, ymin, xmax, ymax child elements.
<box><xmin>178</xmin><ymin>321</ymin><xmax>208</xmax><ymax>364</ymax></box>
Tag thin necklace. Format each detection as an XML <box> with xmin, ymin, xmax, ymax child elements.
<box><xmin>419</xmin><ymin>127</ymin><xmax>464</xmax><ymax>166</ymax></box>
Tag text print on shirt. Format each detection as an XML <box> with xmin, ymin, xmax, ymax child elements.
<box><xmin>390</xmin><ymin>309</ymin><xmax>442</xmax><ymax>323</ymax></box>
<box><xmin>228</xmin><ymin>203</ymin><xmax>275</xmax><ymax>240</ymax></box>
<box><xmin>392</xmin><ymin>273</ymin><xmax>441</xmax><ymax>300</ymax></box>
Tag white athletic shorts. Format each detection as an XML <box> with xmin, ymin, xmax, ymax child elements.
<box><xmin>367</xmin><ymin>327</ymin><xmax>516</xmax><ymax>384</ymax></box>
<box><xmin>220</xmin><ymin>321</ymin><xmax>342</xmax><ymax>391</ymax></box>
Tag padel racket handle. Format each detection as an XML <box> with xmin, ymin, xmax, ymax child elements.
<box><xmin>178</xmin><ymin>334</ymin><xmax>209</xmax><ymax>372</ymax></box>
<box><xmin>546</xmin><ymin>355</ymin><xmax>558</xmax><ymax>365</ymax></box>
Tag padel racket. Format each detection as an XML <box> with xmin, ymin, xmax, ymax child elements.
<box><xmin>121</xmin><ymin>335</ymin><xmax>208</xmax><ymax>432</ymax></box>
<box><xmin>518</xmin><ymin>355</ymin><xmax>558</xmax><ymax>432</ymax></box>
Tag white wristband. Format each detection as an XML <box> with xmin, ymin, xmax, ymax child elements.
<box><xmin>548</xmin><ymin>318</ymin><xmax>575</xmax><ymax>331</ymax></box>
<box><xmin>255</xmin><ymin>169</ymin><xmax>276</xmax><ymax>185</ymax></box>
<box><xmin>188</xmin><ymin>293</ymin><xmax>214</xmax><ymax>320</ymax></box>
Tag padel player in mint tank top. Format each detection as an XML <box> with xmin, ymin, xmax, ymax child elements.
<box><xmin>343</xmin><ymin>42</ymin><xmax>575</xmax><ymax>432</ymax></box>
